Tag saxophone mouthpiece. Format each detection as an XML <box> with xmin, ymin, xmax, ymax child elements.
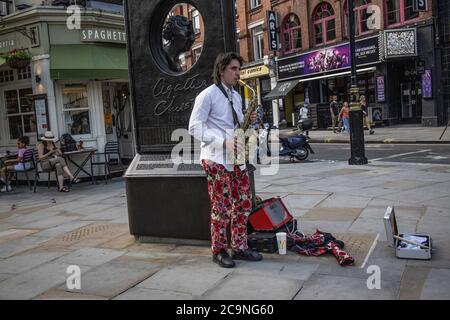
<box><xmin>238</xmin><ymin>79</ymin><xmax>246</xmax><ymax>86</ymax></box>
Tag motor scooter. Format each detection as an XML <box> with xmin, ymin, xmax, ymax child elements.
<box><xmin>257</xmin><ymin>121</ymin><xmax>314</xmax><ymax>162</ymax></box>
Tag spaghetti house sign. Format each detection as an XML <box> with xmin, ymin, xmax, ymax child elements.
<box><xmin>80</xmin><ymin>28</ymin><xmax>127</xmax><ymax>44</ymax></box>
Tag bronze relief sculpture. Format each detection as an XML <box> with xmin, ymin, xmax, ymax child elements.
<box><xmin>162</xmin><ymin>15</ymin><xmax>195</xmax><ymax>72</ymax></box>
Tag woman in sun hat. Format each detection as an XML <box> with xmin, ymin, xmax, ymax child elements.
<box><xmin>37</xmin><ymin>131</ymin><xmax>80</xmax><ymax>192</ymax></box>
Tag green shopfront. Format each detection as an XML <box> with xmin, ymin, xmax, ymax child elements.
<box><xmin>0</xmin><ymin>7</ymin><xmax>134</xmax><ymax>170</ymax></box>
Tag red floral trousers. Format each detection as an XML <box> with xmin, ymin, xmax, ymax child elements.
<box><xmin>202</xmin><ymin>160</ymin><xmax>252</xmax><ymax>255</ymax></box>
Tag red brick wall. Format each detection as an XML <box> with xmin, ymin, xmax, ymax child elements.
<box><xmin>234</xmin><ymin>0</ymin><xmax>434</xmax><ymax>61</ymax></box>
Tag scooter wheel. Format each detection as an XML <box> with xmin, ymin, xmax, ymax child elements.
<box><xmin>294</xmin><ymin>147</ymin><xmax>309</xmax><ymax>161</ymax></box>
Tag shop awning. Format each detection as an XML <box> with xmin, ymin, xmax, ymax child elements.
<box><xmin>263</xmin><ymin>79</ymin><xmax>300</xmax><ymax>101</ymax></box>
<box><xmin>50</xmin><ymin>44</ymin><xmax>128</xmax><ymax>80</ymax></box>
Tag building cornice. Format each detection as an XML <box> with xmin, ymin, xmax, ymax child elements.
<box><xmin>0</xmin><ymin>6</ymin><xmax>124</xmax><ymax>33</ymax></box>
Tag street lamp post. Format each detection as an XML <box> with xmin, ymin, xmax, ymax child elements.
<box><xmin>348</xmin><ymin>0</ymin><xmax>368</xmax><ymax>165</ymax></box>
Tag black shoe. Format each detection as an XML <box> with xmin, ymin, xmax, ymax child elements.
<box><xmin>212</xmin><ymin>250</ymin><xmax>235</xmax><ymax>268</ymax></box>
<box><xmin>370</xmin><ymin>130</ymin><xmax>375</xmax><ymax>135</ymax></box>
<box><xmin>232</xmin><ymin>249</ymin><xmax>263</xmax><ymax>261</ymax></box>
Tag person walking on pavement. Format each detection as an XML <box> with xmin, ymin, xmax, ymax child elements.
<box><xmin>188</xmin><ymin>52</ymin><xmax>262</xmax><ymax>268</ymax></box>
<box><xmin>330</xmin><ymin>95</ymin><xmax>339</xmax><ymax>133</ymax></box>
<box><xmin>360</xmin><ymin>95</ymin><xmax>374</xmax><ymax>135</ymax></box>
<box><xmin>339</xmin><ymin>101</ymin><xmax>350</xmax><ymax>133</ymax></box>
<box><xmin>299</xmin><ymin>103</ymin><xmax>310</xmax><ymax>138</ymax></box>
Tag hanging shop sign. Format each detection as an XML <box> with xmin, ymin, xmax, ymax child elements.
<box><xmin>267</xmin><ymin>10</ymin><xmax>279</xmax><ymax>51</ymax></box>
<box><xmin>422</xmin><ymin>70</ymin><xmax>432</xmax><ymax>99</ymax></box>
<box><xmin>376</xmin><ymin>75</ymin><xmax>385</xmax><ymax>102</ymax></box>
<box><xmin>240</xmin><ymin>65</ymin><xmax>269</xmax><ymax>80</ymax></box>
<box><xmin>384</xmin><ymin>28</ymin><xmax>417</xmax><ymax>59</ymax></box>
<box><xmin>277</xmin><ymin>35</ymin><xmax>381</xmax><ymax>81</ymax></box>
<box><xmin>413</xmin><ymin>0</ymin><xmax>428</xmax><ymax>12</ymax></box>
<box><xmin>80</xmin><ymin>28</ymin><xmax>127</xmax><ymax>44</ymax></box>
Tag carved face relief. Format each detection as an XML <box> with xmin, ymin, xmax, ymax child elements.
<box><xmin>159</xmin><ymin>4</ymin><xmax>204</xmax><ymax>74</ymax></box>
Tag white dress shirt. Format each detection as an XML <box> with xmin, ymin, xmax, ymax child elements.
<box><xmin>188</xmin><ymin>83</ymin><xmax>244</xmax><ymax>171</ymax></box>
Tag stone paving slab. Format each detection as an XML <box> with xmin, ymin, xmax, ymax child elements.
<box><xmin>0</xmin><ymin>262</ymin><xmax>92</xmax><ymax>300</ymax></box>
<box><xmin>34</xmin><ymin>289</ymin><xmax>108</xmax><ymax>300</ymax></box>
<box><xmin>0</xmin><ymin>251</ymin><xmax>67</xmax><ymax>274</ymax></box>
<box><xmin>32</xmin><ymin>221</ymin><xmax>96</xmax><ymax>238</ymax></box>
<box><xmin>0</xmin><ymin>235</ymin><xmax>52</xmax><ymax>258</ymax></box>
<box><xmin>420</xmin><ymin>268</ymin><xmax>450</xmax><ymax>300</ymax></box>
<box><xmin>294</xmin><ymin>274</ymin><xmax>399</xmax><ymax>300</ymax></box>
<box><xmin>398</xmin><ymin>266</ymin><xmax>431</xmax><ymax>300</ymax></box>
<box><xmin>58</xmin><ymin>258</ymin><xmax>160</xmax><ymax>298</ymax></box>
<box><xmin>137</xmin><ymin>260</ymin><xmax>233</xmax><ymax>297</ymax></box>
<box><xmin>0</xmin><ymin>229</ymin><xmax>41</xmax><ymax>245</ymax></box>
<box><xmin>203</xmin><ymin>273</ymin><xmax>303</xmax><ymax>300</ymax></box>
<box><xmin>53</xmin><ymin>247</ymin><xmax>126</xmax><ymax>267</ymax></box>
<box><xmin>114</xmin><ymin>287</ymin><xmax>193</xmax><ymax>300</ymax></box>
<box><xmin>301</xmin><ymin>207</ymin><xmax>363</xmax><ymax>221</ymax></box>
<box><xmin>19</xmin><ymin>215</ymin><xmax>81</xmax><ymax>229</ymax></box>
<box><xmin>317</xmin><ymin>195</ymin><xmax>373</xmax><ymax>209</ymax></box>
<box><xmin>283</xmin><ymin>194</ymin><xmax>331</xmax><ymax>210</ymax></box>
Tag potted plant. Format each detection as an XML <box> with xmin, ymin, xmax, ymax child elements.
<box><xmin>4</xmin><ymin>49</ymin><xmax>31</xmax><ymax>69</ymax></box>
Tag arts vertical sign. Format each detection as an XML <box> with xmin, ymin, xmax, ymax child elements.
<box><xmin>267</xmin><ymin>10</ymin><xmax>279</xmax><ymax>51</ymax></box>
<box><xmin>413</xmin><ymin>0</ymin><xmax>428</xmax><ymax>12</ymax></box>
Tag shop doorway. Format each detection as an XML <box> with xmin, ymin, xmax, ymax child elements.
<box><xmin>101</xmin><ymin>82</ymin><xmax>135</xmax><ymax>160</ymax></box>
<box><xmin>400</xmin><ymin>81</ymin><xmax>422</xmax><ymax>121</ymax></box>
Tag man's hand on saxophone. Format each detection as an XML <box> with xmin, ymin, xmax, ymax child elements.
<box><xmin>249</xmin><ymin>111</ymin><xmax>257</xmax><ymax>124</ymax></box>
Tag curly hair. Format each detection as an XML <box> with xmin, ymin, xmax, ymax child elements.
<box><xmin>213</xmin><ymin>52</ymin><xmax>244</xmax><ymax>85</ymax></box>
<box><xmin>162</xmin><ymin>15</ymin><xmax>193</xmax><ymax>41</ymax></box>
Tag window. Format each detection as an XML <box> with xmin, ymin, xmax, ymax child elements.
<box><xmin>386</xmin><ymin>0</ymin><xmax>419</xmax><ymax>26</ymax></box>
<box><xmin>250</xmin><ymin>0</ymin><xmax>261</xmax><ymax>9</ymax></box>
<box><xmin>17</xmin><ymin>66</ymin><xmax>32</xmax><ymax>80</ymax></box>
<box><xmin>192</xmin><ymin>46</ymin><xmax>202</xmax><ymax>63</ymax></box>
<box><xmin>0</xmin><ymin>70</ymin><xmax>14</xmax><ymax>83</ymax></box>
<box><xmin>5</xmin><ymin>88</ymin><xmax>35</xmax><ymax>140</ymax></box>
<box><xmin>282</xmin><ymin>14</ymin><xmax>302</xmax><ymax>54</ymax></box>
<box><xmin>313</xmin><ymin>2</ymin><xmax>336</xmax><ymax>46</ymax></box>
<box><xmin>343</xmin><ymin>0</ymin><xmax>373</xmax><ymax>37</ymax></box>
<box><xmin>191</xmin><ymin>9</ymin><xmax>200</xmax><ymax>33</ymax></box>
<box><xmin>63</xmin><ymin>84</ymin><xmax>91</xmax><ymax>136</ymax></box>
<box><xmin>251</xmin><ymin>25</ymin><xmax>264</xmax><ymax>61</ymax></box>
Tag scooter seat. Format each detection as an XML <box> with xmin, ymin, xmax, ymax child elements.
<box><xmin>279</xmin><ymin>129</ymin><xmax>302</xmax><ymax>139</ymax></box>
<box><xmin>287</xmin><ymin>135</ymin><xmax>306</xmax><ymax>149</ymax></box>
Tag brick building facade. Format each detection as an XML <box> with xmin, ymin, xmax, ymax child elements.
<box><xmin>235</xmin><ymin>0</ymin><xmax>441</xmax><ymax>127</ymax></box>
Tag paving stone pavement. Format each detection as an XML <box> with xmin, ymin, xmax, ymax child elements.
<box><xmin>0</xmin><ymin>159</ymin><xmax>449</xmax><ymax>300</ymax></box>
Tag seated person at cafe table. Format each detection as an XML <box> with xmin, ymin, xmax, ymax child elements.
<box><xmin>0</xmin><ymin>136</ymin><xmax>30</xmax><ymax>193</ymax></box>
<box><xmin>37</xmin><ymin>131</ymin><xmax>80</xmax><ymax>193</ymax></box>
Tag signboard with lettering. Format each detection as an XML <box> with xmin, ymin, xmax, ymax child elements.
<box><xmin>240</xmin><ymin>65</ymin><xmax>269</xmax><ymax>80</ymax></box>
<box><xmin>267</xmin><ymin>10</ymin><xmax>279</xmax><ymax>51</ymax></box>
<box><xmin>277</xmin><ymin>35</ymin><xmax>381</xmax><ymax>81</ymax></box>
<box><xmin>81</xmin><ymin>28</ymin><xmax>127</xmax><ymax>44</ymax></box>
<box><xmin>376</xmin><ymin>75</ymin><xmax>385</xmax><ymax>102</ymax></box>
<box><xmin>384</xmin><ymin>28</ymin><xmax>417</xmax><ymax>58</ymax></box>
<box><xmin>33</xmin><ymin>94</ymin><xmax>50</xmax><ymax>137</ymax></box>
<box><xmin>422</xmin><ymin>69</ymin><xmax>432</xmax><ymax>99</ymax></box>
<box><xmin>413</xmin><ymin>0</ymin><xmax>428</xmax><ymax>12</ymax></box>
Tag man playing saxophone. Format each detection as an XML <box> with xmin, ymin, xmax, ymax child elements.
<box><xmin>188</xmin><ymin>52</ymin><xmax>262</xmax><ymax>268</ymax></box>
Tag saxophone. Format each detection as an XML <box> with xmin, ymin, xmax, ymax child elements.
<box><xmin>233</xmin><ymin>79</ymin><xmax>258</xmax><ymax>165</ymax></box>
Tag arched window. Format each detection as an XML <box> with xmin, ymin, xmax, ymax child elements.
<box><xmin>343</xmin><ymin>0</ymin><xmax>373</xmax><ymax>38</ymax></box>
<box><xmin>386</xmin><ymin>0</ymin><xmax>419</xmax><ymax>26</ymax></box>
<box><xmin>282</xmin><ymin>14</ymin><xmax>302</xmax><ymax>54</ymax></box>
<box><xmin>313</xmin><ymin>2</ymin><xmax>336</xmax><ymax>46</ymax></box>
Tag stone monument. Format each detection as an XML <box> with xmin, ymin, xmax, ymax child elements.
<box><xmin>124</xmin><ymin>0</ymin><xmax>237</xmax><ymax>242</ymax></box>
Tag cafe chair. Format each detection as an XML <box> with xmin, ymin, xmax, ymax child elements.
<box><xmin>9</xmin><ymin>149</ymin><xmax>35</xmax><ymax>191</ymax></box>
<box><xmin>90</xmin><ymin>141</ymin><xmax>123</xmax><ymax>184</ymax></box>
<box><xmin>33</xmin><ymin>149</ymin><xmax>59</xmax><ymax>193</ymax></box>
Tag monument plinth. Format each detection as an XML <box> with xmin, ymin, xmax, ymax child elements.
<box><xmin>124</xmin><ymin>0</ymin><xmax>237</xmax><ymax>242</ymax></box>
